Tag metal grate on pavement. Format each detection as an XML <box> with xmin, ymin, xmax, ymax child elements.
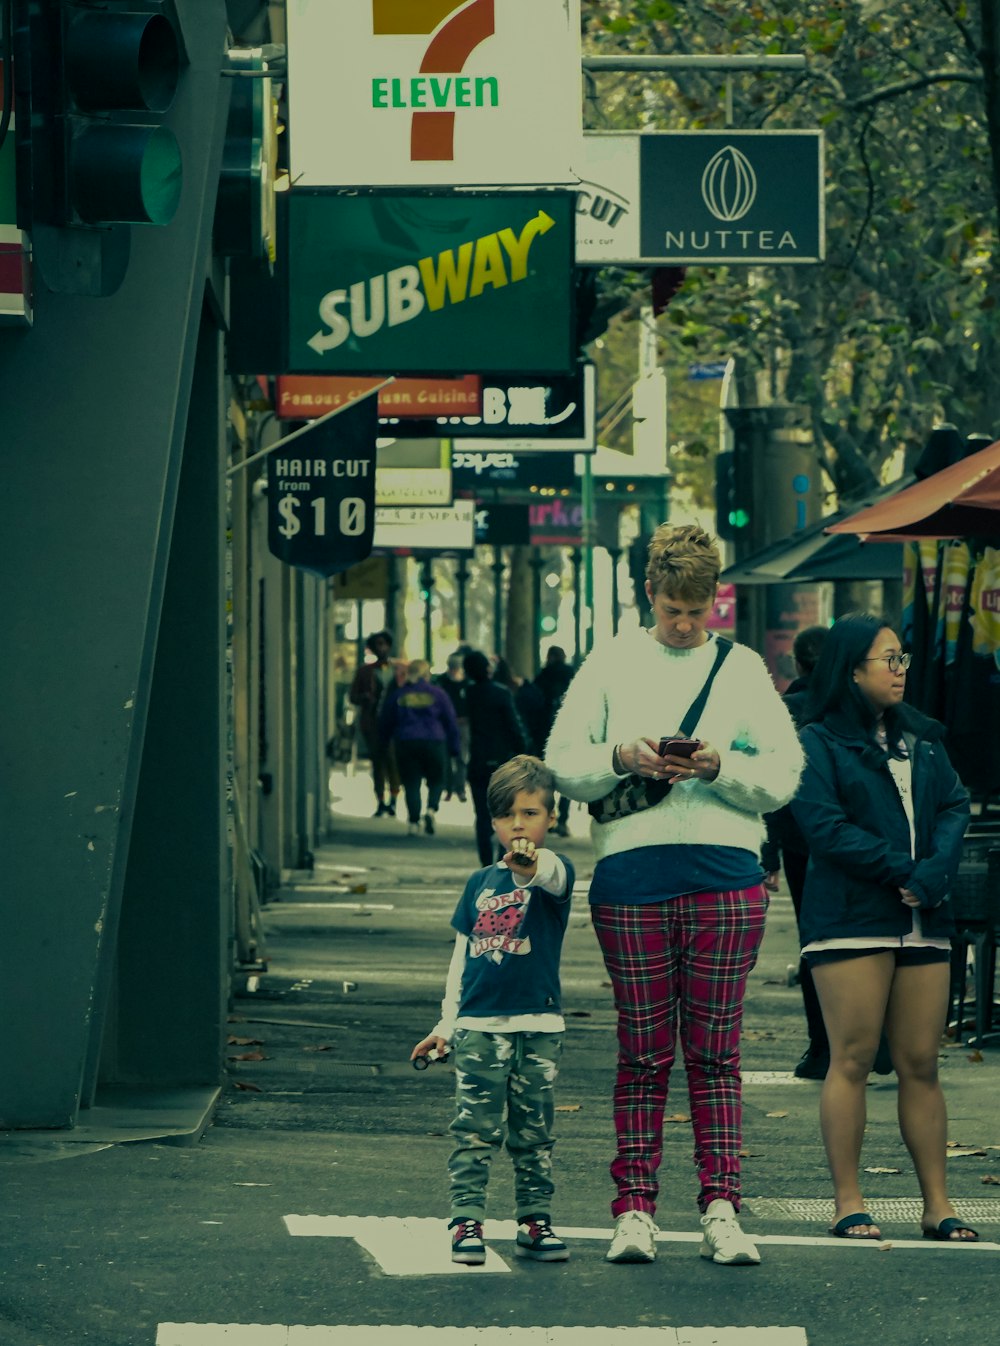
<box><xmin>746</xmin><ymin>1197</ymin><xmax>1000</xmax><ymax>1222</ymax></box>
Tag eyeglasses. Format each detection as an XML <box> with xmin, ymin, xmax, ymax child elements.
<box><xmin>860</xmin><ymin>653</ymin><xmax>912</xmax><ymax>673</ymax></box>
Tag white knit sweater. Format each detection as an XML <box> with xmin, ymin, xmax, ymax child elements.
<box><xmin>545</xmin><ymin>625</ymin><xmax>803</xmax><ymax>863</ymax></box>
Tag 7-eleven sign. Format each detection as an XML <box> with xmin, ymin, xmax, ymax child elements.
<box><xmin>286</xmin><ymin>0</ymin><xmax>583</xmax><ymax>187</ymax></box>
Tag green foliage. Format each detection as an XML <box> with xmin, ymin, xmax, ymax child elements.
<box><xmin>581</xmin><ymin>0</ymin><xmax>1000</xmax><ymax>504</ymax></box>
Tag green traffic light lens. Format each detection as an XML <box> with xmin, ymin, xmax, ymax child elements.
<box><xmin>728</xmin><ymin>509</ymin><xmax>750</xmax><ymax>529</ymax></box>
<box><xmin>71</xmin><ymin>124</ymin><xmax>182</xmax><ymax>226</ymax></box>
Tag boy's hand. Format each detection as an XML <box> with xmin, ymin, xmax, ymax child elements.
<box><xmin>504</xmin><ymin>838</ymin><xmax>539</xmax><ymax>879</ymax></box>
<box><xmin>410</xmin><ymin>1034</ymin><xmax>449</xmax><ymax>1062</ymax></box>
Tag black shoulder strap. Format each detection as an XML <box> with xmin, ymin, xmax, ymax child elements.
<box><xmin>678</xmin><ymin>636</ymin><xmax>732</xmax><ymax>738</ymax></box>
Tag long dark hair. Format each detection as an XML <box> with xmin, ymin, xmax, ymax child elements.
<box><xmin>804</xmin><ymin>612</ymin><xmax>906</xmax><ymax>751</ymax></box>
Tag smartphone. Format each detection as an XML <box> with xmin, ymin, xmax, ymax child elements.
<box><xmin>657</xmin><ymin>736</ymin><xmax>701</xmax><ymax>758</ymax></box>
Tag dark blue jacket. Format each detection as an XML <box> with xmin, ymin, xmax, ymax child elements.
<box><xmin>791</xmin><ymin>707</ymin><xmax>969</xmax><ymax>944</ymax></box>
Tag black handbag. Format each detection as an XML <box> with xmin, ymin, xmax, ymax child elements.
<box><xmin>588</xmin><ymin>637</ymin><xmax>732</xmax><ymax>825</ymax></box>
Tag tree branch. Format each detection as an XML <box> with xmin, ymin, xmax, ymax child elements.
<box><xmin>848</xmin><ymin>68</ymin><xmax>981</xmax><ymax>109</ymax></box>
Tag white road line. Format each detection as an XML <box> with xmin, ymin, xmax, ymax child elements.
<box><xmin>157</xmin><ymin>1326</ymin><xmax>809</xmax><ymax>1345</ymax></box>
<box><xmin>283</xmin><ymin>1214</ymin><xmax>1000</xmax><ymax>1271</ymax></box>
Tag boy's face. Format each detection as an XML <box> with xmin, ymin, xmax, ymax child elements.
<box><xmin>492</xmin><ymin>789</ymin><xmax>555</xmax><ymax>853</ymax></box>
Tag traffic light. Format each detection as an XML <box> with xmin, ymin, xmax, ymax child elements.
<box><xmin>714</xmin><ymin>450</ymin><xmax>750</xmax><ymax>541</ymax></box>
<box><xmin>14</xmin><ymin>1</ymin><xmax>184</xmax><ymax>294</ymax></box>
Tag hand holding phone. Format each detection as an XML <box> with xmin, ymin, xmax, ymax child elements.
<box><xmin>657</xmin><ymin>736</ymin><xmax>701</xmax><ymax>759</ymax></box>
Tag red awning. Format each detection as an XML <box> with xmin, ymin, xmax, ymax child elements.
<box><xmin>826</xmin><ymin>440</ymin><xmax>1000</xmax><ymax>541</ymax></box>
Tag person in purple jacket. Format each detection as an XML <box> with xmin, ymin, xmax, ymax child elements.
<box><xmin>380</xmin><ymin>659</ymin><xmax>461</xmax><ymax>836</ymax></box>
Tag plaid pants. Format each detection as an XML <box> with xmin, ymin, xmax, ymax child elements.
<box><xmin>591</xmin><ymin>886</ymin><xmax>768</xmax><ymax>1217</ymax></box>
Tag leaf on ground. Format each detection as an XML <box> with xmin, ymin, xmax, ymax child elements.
<box><xmin>946</xmin><ymin>1147</ymin><xmax>987</xmax><ymax>1157</ymax></box>
<box><xmin>232</xmin><ymin>1080</ymin><xmax>263</xmax><ymax>1092</ymax></box>
<box><xmin>665</xmin><ymin>1113</ymin><xmax>691</xmax><ymax>1123</ymax></box>
<box><xmin>738</xmin><ymin>1149</ymin><xmax>762</xmax><ymax>1158</ymax></box>
<box><xmin>878</xmin><ymin>1242</ymin><xmax>894</xmax><ymax>1251</ymax></box>
<box><xmin>302</xmin><ymin>1044</ymin><xmax>333</xmax><ymax>1052</ymax></box>
<box><xmin>227</xmin><ymin>1036</ymin><xmax>263</xmax><ymax>1047</ymax></box>
<box><xmin>228</xmin><ymin>1051</ymin><xmax>269</xmax><ymax>1062</ymax></box>
<box><xmin>981</xmin><ymin>1174</ymin><xmax>1000</xmax><ymax>1185</ymax></box>
<box><xmin>968</xmin><ymin>1049</ymin><xmax>985</xmax><ymax>1062</ymax></box>
<box><xmin>349</xmin><ymin>883</ymin><xmax>368</xmax><ymax>894</ymax></box>
<box><xmin>864</xmin><ymin>1166</ymin><xmax>902</xmax><ymax>1174</ymax></box>
<box><xmin>762</xmin><ymin>979</ymin><xmax>785</xmax><ymax>985</ymax></box>
<box><xmin>765</xmin><ymin>1111</ymin><xmax>789</xmax><ymax>1118</ymax></box>
<box><xmin>555</xmin><ymin>1104</ymin><xmax>581</xmax><ymax>1112</ymax></box>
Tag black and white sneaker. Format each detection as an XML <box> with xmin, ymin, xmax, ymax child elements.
<box><xmin>449</xmin><ymin>1217</ymin><xmax>486</xmax><ymax>1265</ymax></box>
<box><xmin>515</xmin><ymin>1215</ymin><xmax>570</xmax><ymax>1261</ymax></box>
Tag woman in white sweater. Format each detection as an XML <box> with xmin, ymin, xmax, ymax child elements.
<box><xmin>546</xmin><ymin>524</ymin><xmax>802</xmax><ymax>1268</ymax></box>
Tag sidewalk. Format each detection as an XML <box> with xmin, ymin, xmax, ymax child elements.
<box><xmin>3</xmin><ymin>774</ymin><xmax>1000</xmax><ymax>1346</ymax></box>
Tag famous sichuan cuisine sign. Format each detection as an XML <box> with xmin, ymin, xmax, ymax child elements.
<box><xmin>285</xmin><ymin>0</ymin><xmax>583</xmax><ymax>187</ymax></box>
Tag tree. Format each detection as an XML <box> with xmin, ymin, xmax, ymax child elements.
<box><xmin>582</xmin><ymin>1</ymin><xmax>1000</xmax><ymax>506</ymax></box>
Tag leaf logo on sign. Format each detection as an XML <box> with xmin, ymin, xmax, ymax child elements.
<box><xmin>701</xmin><ymin>145</ymin><xmax>757</xmax><ymax>222</ymax></box>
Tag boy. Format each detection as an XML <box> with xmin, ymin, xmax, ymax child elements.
<box><xmin>410</xmin><ymin>755</ymin><xmax>575</xmax><ymax>1266</ymax></box>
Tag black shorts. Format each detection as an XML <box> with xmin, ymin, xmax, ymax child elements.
<box><xmin>804</xmin><ymin>945</ymin><xmax>951</xmax><ymax>969</ymax></box>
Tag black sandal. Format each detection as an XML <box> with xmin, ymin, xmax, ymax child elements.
<box><xmin>922</xmin><ymin>1217</ymin><xmax>979</xmax><ymax>1242</ymax></box>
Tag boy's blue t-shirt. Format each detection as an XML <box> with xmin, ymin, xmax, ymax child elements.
<box><xmin>451</xmin><ymin>856</ymin><xmax>574</xmax><ymax>1018</ymax></box>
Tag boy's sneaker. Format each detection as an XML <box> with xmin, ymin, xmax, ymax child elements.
<box><xmin>699</xmin><ymin>1199</ymin><xmax>760</xmax><ymax>1265</ymax></box>
<box><xmin>424</xmin><ymin>810</ymin><xmax>436</xmax><ymax>835</ymax></box>
<box><xmin>606</xmin><ymin>1209</ymin><xmax>658</xmax><ymax>1263</ymax></box>
<box><xmin>407</xmin><ymin>821</ymin><xmax>420</xmax><ymax>837</ymax></box>
<box><xmin>449</xmin><ymin>1217</ymin><xmax>486</xmax><ymax>1265</ymax></box>
<box><xmin>515</xmin><ymin>1215</ymin><xmax>570</xmax><ymax>1262</ymax></box>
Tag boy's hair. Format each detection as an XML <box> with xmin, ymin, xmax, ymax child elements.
<box><xmin>487</xmin><ymin>755</ymin><xmax>556</xmax><ymax>817</ymax></box>
<box><xmin>645</xmin><ymin>523</ymin><xmax>720</xmax><ymax>602</ymax></box>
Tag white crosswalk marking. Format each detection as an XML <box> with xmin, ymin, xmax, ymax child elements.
<box><xmin>283</xmin><ymin>1214</ymin><xmax>1000</xmax><ymax>1271</ymax></box>
<box><xmin>157</xmin><ymin>1327</ymin><xmax>810</xmax><ymax>1345</ymax></box>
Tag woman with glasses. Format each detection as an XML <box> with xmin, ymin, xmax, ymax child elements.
<box><xmin>791</xmin><ymin>613</ymin><xmax>975</xmax><ymax>1242</ymax></box>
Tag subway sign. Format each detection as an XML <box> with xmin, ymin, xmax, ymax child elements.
<box><xmin>285</xmin><ymin>191</ymin><xmax>576</xmax><ymax>375</ymax></box>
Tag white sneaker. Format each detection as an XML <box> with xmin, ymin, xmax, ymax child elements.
<box><xmin>699</xmin><ymin>1199</ymin><xmax>760</xmax><ymax>1265</ymax></box>
<box><xmin>407</xmin><ymin>822</ymin><xmax>420</xmax><ymax>837</ymax></box>
<box><xmin>606</xmin><ymin>1209</ymin><xmax>658</xmax><ymax>1263</ymax></box>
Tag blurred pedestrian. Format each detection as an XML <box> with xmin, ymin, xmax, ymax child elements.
<box><xmin>379</xmin><ymin>659</ymin><xmax>461</xmax><ymax>836</ymax></box>
<box><xmin>410</xmin><ymin>755</ymin><xmax>575</xmax><ymax>1265</ymax></box>
<box><xmin>546</xmin><ymin>523</ymin><xmax>803</xmax><ymax>1267</ymax></box>
<box><xmin>535</xmin><ymin>646</ymin><xmax>575</xmax><ymax>836</ymax></box>
<box><xmin>348</xmin><ymin>630</ymin><xmax>402</xmax><ymax>817</ymax></box>
<box><xmin>761</xmin><ymin>625</ymin><xmax>832</xmax><ymax>1080</ymax></box>
<box><xmin>435</xmin><ymin>652</ymin><xmax>469</xmax><ymax>802</ymax></box>
<box><xmin>463</xmin><ymin>650</ymin><xmax>529</xmax><ymax>865</ymax></box>
<box><xmin>791</xmin><ymin>612</ymin><xmax>975</xmax><ymax>1242</ymax></box>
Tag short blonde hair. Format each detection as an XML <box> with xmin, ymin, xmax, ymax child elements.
<box><xmin>406</xmin><ymin>658</ymin><xmax>430</xmax><ymax>681</ymax></box>
<box><xmin>646</xmin><ymin>524</ymin><xmax>721</xmax><ymax>602</ymax></box>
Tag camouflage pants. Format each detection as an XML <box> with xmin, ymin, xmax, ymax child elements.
<box><xmin>448</xmin><ymin>1029</ymin><xmax>563</xmax><ymax>1223</ymax></box>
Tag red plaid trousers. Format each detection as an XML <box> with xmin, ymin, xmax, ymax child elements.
<box><xmin>591</xmin><ymin>885</ymin><xmax>768</xmax><ymax>1217</ymax></box>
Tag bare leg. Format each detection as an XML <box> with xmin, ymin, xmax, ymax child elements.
<box><xmin>885</xmin><ymin>962</ymin><xmax>975</xmax><ymax>1239</ymax></box>
<box><xmin>812</xmin><ymin>952</ymin><xmax>896</xmax><ymax>1237</ymax></box>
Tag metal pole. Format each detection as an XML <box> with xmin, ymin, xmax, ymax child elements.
<box><xmin>492</xmin><ymin>545</ymin><xmax>504</xmax><ymax>655</ymax></box>
<box><xmin>582</xmin><ymin>454</ymin><xmax>595</xmax><ymax>655</ymax></box>
<box><xmin>421</xmin><ymin>556</ymin><xmax>434</xmax><ymax>664</ymax></box>
<box><xmin>455</xmin><ymin>555</ymin><xmax>469</xmax><ymax>642</ymax></box>
<box><xmin>529</xmin><ymin>551</ymin><xmax>544</xmax><ymax>674</ymax></box>
<box><xmin>571</xmin><ymin>547</ymin><xmax>582</xmax><ymax>663</ymax></box>
<box><xmin>608</xmin><ymin>547</ymin><xmax>622</xmax><ymax>635</ymax></box>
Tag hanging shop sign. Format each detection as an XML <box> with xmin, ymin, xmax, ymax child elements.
<box><xmin>266</xmin><ymin>398</ymin><xmax>378</xmax><ymax>577</ymax></box>
<box><xmin>329</xmin><ymin>555</ymin><xmax>389</xmax><ymax>602</ymax></box>
<box><xmin>474</xmin><ymin>502</ymin><xmax>531</xmax><ymax>546</ymax></box>
<box><xmin>452</xmin><ymin>448</ymin><xmax>577</xmax><ymax>493</ymax></box>
<box><xmin>376</xmin><ymin>467</ymin><xmax>453</xmax><ymax>507</ymax></box>
<box><xmin>285</xmin><ymin>0</ymin><xmax>582</xmax><ymax>188</ymax></box>
<box><xmin>529</xmin><ymin>497</ymin><xmax>583</xmax><ymax>546</ymax></box>
<box><xmin>286</xmin><ymin>190</ymin><xmax>576</xmax><ymax>375</ymax></box>
<box><xmin>386</xmin><ymin>363</ymin><xmax>596</xmax><ymax>451</ymax></box>
<box><xmin>372</xmin><ymin>500</ymin><xmax>476</xmax><ymax>552</ymax></box>
<box><xmin>276</xmin><ymin>374</ymin><xmax>481</xmax><ymax>420</ymax></box>
<box><xmin>573</xmin><ymin>131</ymin><xmax>824</xmax><ymax>266</ymax></box>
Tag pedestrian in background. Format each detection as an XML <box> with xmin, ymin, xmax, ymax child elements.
<box><xmin>435</xmin><ymin>652</ymin><xmax>469</xmax><ymax>802</ymax></box>
<box><xmin>410</xmin><ymin>755</ymin><xmax>575</xmax><ymax>1265</ymax></box>
<box><xmin>546</xmin><ymin>523</ymin><xmax>803</xmax><ymax>1268</ymax></box>
<box><xmin>348</xmin><ymin>630</ymin><xmax>403</xmax><ymax>817</ymax></box>
<box><xmin>791</xmin><ymin>612</ymin><xmax>975</xmax><ymax>1242</ymax></box>
<box><xmin>535</xmin><ymin>646</ymin><xmax>575</xmax><ymax>837</ymax></box>
<box><xmin>463</xmin><ymin>650</ymin><xmax>529</xmax><ymax>865</ymax></box>
<box><xmin>379</xmin><ymin>659</ymin><xmax>461</xmax><ymax>837</ymax></box>
<box><xmin>761</xmin><ymin>625</ymin><xmax>833</xmax><ymax>1080</ymax></box>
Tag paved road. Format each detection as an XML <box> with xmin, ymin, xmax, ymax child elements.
<box><xmin>2</xmin><ymin>773</ymin><xmax>999</xmax><ymax>1345</ymax></box>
